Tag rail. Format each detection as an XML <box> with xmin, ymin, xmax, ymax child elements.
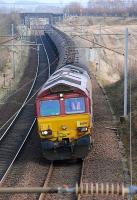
<box><xmin>39</xmin><ymin>163</ymin><xmax>53</xmax><ymax>200</ymax></box>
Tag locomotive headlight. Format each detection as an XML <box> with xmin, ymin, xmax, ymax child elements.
<box><xmin>77</xmin><ymin>127</ymin><xmax>88</xmax><ymax>132</ymax></box>
<box><xmin>41</xmin><ymin>130</ymin><xmax>48</xmax><ymax>135</ymax></box>
<box><xmin>59</xmin><ymin>93</ymin><xmax>63</xmax><ymax>98</ymax></box>
<box><xmin>41</xmin><ymin>129</ymin><xmax>52</xmax><ymax>136</ymax></box>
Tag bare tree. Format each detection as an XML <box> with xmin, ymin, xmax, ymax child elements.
<box><xmin>87</xmin><ymin>0</ymin><xmax>137</xmax><ymax>17</ymax></box>
<box><xmin>64</xmin><ymin>2</ymin><xmax>83</xmax><ymax>16</ymax></box>
<box><xmin>63</xmin><ymin>0</ymin><xmax>137</xmax><ymax>17</ymax></box>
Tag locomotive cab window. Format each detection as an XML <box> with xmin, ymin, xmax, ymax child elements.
<box><xmin>40</xmin><ymin>100</ymin><xmax>60</xmax><ymax>116</ymax></box>
<box><xmin>65</xmin><ymin>97</ymin><xmax>85</xmax><ymax>114</ymax></box>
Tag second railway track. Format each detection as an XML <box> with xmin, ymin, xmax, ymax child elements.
<box><xmin>0</xmin><ymin>30</ymin><xmax>58</xmax><ymax>185</ymax></box>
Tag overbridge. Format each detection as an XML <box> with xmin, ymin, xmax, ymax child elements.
<box><xmin>20</xmin><ymin>12</ymin><xmax>63</xmax><ymax>25</ymax></box>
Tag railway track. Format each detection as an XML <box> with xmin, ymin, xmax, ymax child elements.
<box><xmin>0</xmin><ymin>32</ymin><xmax>52</xmax><ymax>185</ymax></box>
<box><xmin>39</xmin><ymin>160</ymin><xmax>82</xmax><ymax>200</ymax></box>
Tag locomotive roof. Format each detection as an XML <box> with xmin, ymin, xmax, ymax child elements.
<box><xmin>37</xmin><ymin>64</ymin><xmax>91</xmax><ymax>97</ymax></box>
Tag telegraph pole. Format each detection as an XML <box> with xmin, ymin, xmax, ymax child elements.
<box><xmin>124</xmin><ymin>28</ymin><xmax>128</xmax><ymax>118</ymax></box>
<box><xmin>20</xmin><ymin>26</ymin><xmax>23</xmax><ymax>69</ymax></box>
<box><xmin>11</xmin><ymin>24</ymin><xmax>15</xmax><ymax>79</ymax></box>
<box><xmin>37</xmin><ymin>45</ymin><xmax>40</xmax><ymax>67</ymax></box>
<box><xmin>99</xmin><ymin>24</ymin><xmax>101</xmax><ymax>70</ymax></box>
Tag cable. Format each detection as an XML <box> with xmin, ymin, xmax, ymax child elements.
<box><xmin>0</xmin><ymin>35</ymin><xmax>19</xmax><ymax>45</ymax></box>
<box><xmin>129</xmin><ymin>65</ymin><xmax>133</xmax><ymax>200</ymax></box>
<box><xmin>76</xmin><ymin>35</ymin><xmax>124</xmax><ymax>56</ymax></box>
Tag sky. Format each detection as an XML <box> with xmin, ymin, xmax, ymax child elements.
<box><xmin>4</xmin><ymin>0</ymin><xmax>88</xmax><ymax>4</ymax></box>
<box><xmin>0</xmin><ymin>0</ymin><xmax>89</xmax><ymax>8</ymax></box>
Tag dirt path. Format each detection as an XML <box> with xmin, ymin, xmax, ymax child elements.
<box><xmin>79</xmin><ymin>74</ymin><xmax>125</xmax><ymax>200</ymax></box>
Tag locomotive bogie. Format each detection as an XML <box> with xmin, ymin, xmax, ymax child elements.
<box><xmin>41</xmin><ymin>135</ymin><xmax>91</xmax><ymax>160</ymax></box>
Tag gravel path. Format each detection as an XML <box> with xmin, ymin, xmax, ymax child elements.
<box><xmin>79</xmin><ymin>75</ymin><xmax>126</xmax><ymax>200</ymax></box>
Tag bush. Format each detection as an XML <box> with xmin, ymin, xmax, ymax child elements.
<box><xmin>0</xmin><ymin>12</ymin><xmax>21</xmax><ymax>35</ymax></box>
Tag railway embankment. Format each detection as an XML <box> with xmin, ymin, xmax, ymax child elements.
<box><xmin>88</xmin><ymin>19</ymin><xmax>137</xmax><ymax>184</ymax></box>
<box><xmin>0</xmin><ymin>26</ymin><xmax>30</xmax><ymax>104</ymax></box>
<box><xmin>0</xmin><ymin>22</ymin><xmax>39</xmax><ymax>130</ymax></box>
<box><xmin>61</xmin><ymin>16</ymin><xmax>137</xmax><ymax>185</ymax></box>
<box><xmin>88</xmin><ymin>17</ymin><xmax>137</xmax><ymax>185</ymax></box>
<box><xmin>0</xmin><ymin>12</ymin><xmax>34</xmax><ymax>109</ymax></box>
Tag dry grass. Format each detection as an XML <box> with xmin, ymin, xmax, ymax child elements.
<box><xmin>0</xmin><ymin>12</ymin><xmax>21</xmax><ymax>72</ymax></box>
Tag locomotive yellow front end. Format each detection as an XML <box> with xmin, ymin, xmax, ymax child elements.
<box><xmin>36</xmin><ymin>65</ymin><xmax>93</xmax><ymax>160</ymax></box>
